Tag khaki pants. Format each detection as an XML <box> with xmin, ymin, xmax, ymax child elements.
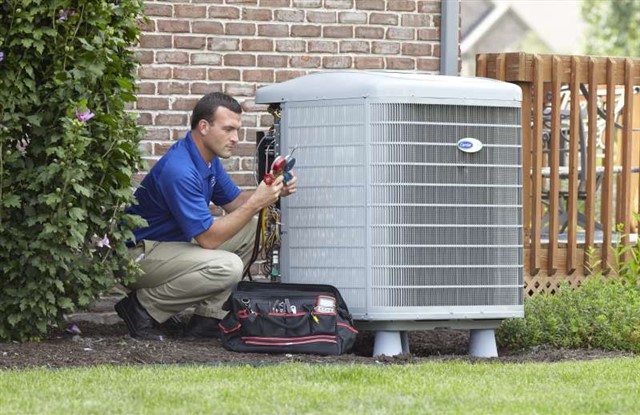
<box><xmin>127</xmin><ymin>217</ymin><xmax>257</xmax><ymax>322</ymax></box>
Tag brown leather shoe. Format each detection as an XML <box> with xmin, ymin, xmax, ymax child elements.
<box><xmin>184</xmin><ymin>314</ymin><xmax>221</xmax><ymax>339</ymax></box>
<box><xmin>114</xmin><ymin>292</ymin><xmax>165</xmax><ymax>342</ymax></box>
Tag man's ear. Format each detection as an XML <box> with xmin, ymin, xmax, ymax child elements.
<box><xmin>198</xmin><ymin>119</ymin><xmax>209</xmax><ymax>135</ymax></box>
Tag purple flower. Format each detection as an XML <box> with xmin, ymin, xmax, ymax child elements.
<box><xmin>76</xmin><ymin>109</ymin><xmax>95</xmax><ymax>122</ymax></box>
<box><xmin>58</xmin><ymin>10</ymin><xmax>74</xmax><ymax>21</ymax></box>
<box><xmin>65</xmin><ymin>324</ymin><xmax>82</xmax><ymax>335</ymax></box>
<box><xmin>0</xmin><ymin>51</ymin><xmax>4</xmax><ymax>63</ymax></box>
<box><xmin>16</xmin><ymin>136</ymin><xmax>30</xmax><ymax>156</ymax></box>
<box><xmin>96</xmin><ymin>234</ymin><xmax>111</xmax><ymax>249</ymax></box>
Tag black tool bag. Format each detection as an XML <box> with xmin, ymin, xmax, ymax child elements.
<box><xmin>219</xmin><ymin>281</ymin><xmax>358</xmax><ymax>355</ymax></box>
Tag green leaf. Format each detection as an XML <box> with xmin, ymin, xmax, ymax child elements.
<box><xmin>46</xmin><ymin>291</ymin><xmax>55</xmax><ymax>304</ymax></box>
<box><xmin>68</xmin><ymin>207</ymin><xmax>86</xmax><ymax>221</ymax></box>
<box><xmin>72</xmin><ymin>183</ymin><xmax>93</xmax><ymax>197</ymax></box>
<box><xmin>42</xmin><ymin>193</ymin><xmax>62</xmax><ymax>206</ymax></box>
<box><xmin>7</xmin><ymin>314</ymin><xmax>21</xmax><ymax>326</ymax></box>
<box><xmin>2</xmin><ymin>195</ymin><xmax>21</xmax><ymax>208</ymax></box>
<box><xmin>20</xmin><ymin>38</ymin><xmax>34</xmax><ymax>48</ymax></box>
<box><xmin>26</xmin><ymin>114</ymin><xmax>42</xmax><ymax>127</ymax></box>
<box><xmin>57</xmin><ymin>297</ymin><xmax>74</xmax><ymax>310</ymax></box>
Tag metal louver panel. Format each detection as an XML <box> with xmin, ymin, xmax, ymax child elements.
<box><xmin>283</xmin><ymin>101</ymin><xmax>368</xmax><ymax>309</ymax></box>
<box><xmin>281</xmin><ymin>99</ymin><xmax>523</xmax><ymax>320</ymax></box>
<box><xmin>368</xmin><ymin>103</ymin><xmax>523</xmax><ymax>313</ymax></box>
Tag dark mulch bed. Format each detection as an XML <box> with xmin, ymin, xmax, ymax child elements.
<box><xmin>0</xmin><ymin>321</ymin><xmax>633</xmax><ymax>369</ymax></box>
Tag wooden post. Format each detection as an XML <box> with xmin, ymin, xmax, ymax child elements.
<box><xmin>636</xmin><ymin>94</ymin><xmax>640</xmax><ymax>221</ymax></box>
<box><xmin>584</xmin><ymin>58</ymin><xmax>598</xmax><ymax>271</ymax></box>
<box><xmin>518</xmin><ymin>82</ymin><xmax>533</xmax><ymax>247</ymax></box>
<box><xmin>567</xmin><ymin>57</ymin><xmax>580</xmax><ymax>273</ymax></box>
<box><xmin>496</xmin><ymin>54</ymin><xmax>506</xmax><ymax>81</ymax></box>
<box><xmin>530</xmin><ymin>56</ymin><xmax>544</xmax><ymax>275</ymax></box>
<box><xmin>620</xmin><ymin>59</ymin><xmax>635</xmax><ymax>249</ymax></box>
<box><xmin>601</xmin><ymin>59</ymin><xmax>617</xmax><ymax>273</ymax></box>
<box><xmin>547</xmin><ymin>57</ymin><xmax>562</xmax><ymax>275</ymax></box>
<box><xmin>476</xmin><ymin>54</ymin><xmax>487</xmax><ymax>77</ymax></box>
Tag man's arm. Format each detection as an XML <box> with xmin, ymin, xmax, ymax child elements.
<box><xmin>222</xmin><ymin>173</ymin><xmax>297</xmax><ymax>213</ymax></box>
<box><xmin>194</xmin><ymin>177</ymin><xmax>284</xmax><ymax>249</ymax></box>
<box><xmin>221</xmin><ymin>189</ymin><xmax>254</xmax><ymax>213</ymax></box>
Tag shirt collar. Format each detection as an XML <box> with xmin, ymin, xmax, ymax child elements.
<box><xmin>185</xmin><ymin>131</ymin><xmax>215</xmax><ymax>178</ymax></box>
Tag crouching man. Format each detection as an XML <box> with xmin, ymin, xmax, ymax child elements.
<box><xmin>117</xmin><ymin>92</ymin><xmax>296</xmax><ymax>341</ymax></box>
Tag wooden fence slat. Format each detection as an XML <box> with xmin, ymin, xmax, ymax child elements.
<box><xmin>530</xmin><ymin>56</ymin><xmax>544</xmax><ymax>275</ymax></box>
<box><xmin>616</xmin><ymin>152</ymin><xmax>624</xmax><ymax>229</ymax></box>
<box><xmin>547</xmin><ymin>56</ymin><xmax>562</xmax><ymax>275</ymax></box>
<box><xmin>621</xmin><ymin>59</ymin><xmax>635</xmax><ymax>248</ymax></box>
<box><xmin>496</xmin><ymin>54</ymin><xmax>506</xmax><ymax>81</ymax></box>
<box><xmin>636</xmin><ymin>95</ymin><xmax>640</xmax><ymax>218</ymax></box>
<box><xmin>584</xmin><ymin>58</ymin><xmax>598</xmax><ymax>261</ymax></box>
<box><xmin>505</xmin><ymin>52</ymin><xmax>528</xmax><ymax>81</ymax></box>
<box><xmin>601</xmin><ymin>59</ymin><xmax>617</xmax><ymax>272</ymax></box>
<box><xmin>518</xmin><ymin>82</ymin><xmax>533</xmax><ymax>246</ymax></box>
<box><xmin>476</xmin><ymin>54</ymin><xmax>487</xmax><ymax>77</ymax></box>
<box><xmin>567</xmin><ymin>57</ymin><xmax>580</xmax><ymax>273</ymax></box>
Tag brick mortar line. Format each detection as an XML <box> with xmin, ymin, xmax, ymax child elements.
<box><xmin>147</xmin><ymin>18</ymin><xmax>420</xmax><ymax>25</ymax></box>
<box><xmin>137</xmin><ymin>47</ymin><xmax>441</xmax><ymax>52</ymax></box>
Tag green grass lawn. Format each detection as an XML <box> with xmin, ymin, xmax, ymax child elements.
<box><xmin>1</xmin><ymin>358</ymin><xmax>639</xmax><ymax>414</ymax></box>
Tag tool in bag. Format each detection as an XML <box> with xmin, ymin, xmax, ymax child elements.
<box><xmin>218</xmin><ymin>281</ymin><xmax>358</xmax><ymax>355</ymax></box>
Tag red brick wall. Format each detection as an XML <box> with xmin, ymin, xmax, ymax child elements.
<box><xmin>134</xmin><ymin>0</ymin><xmax>443</xmax><ymax>186</ymax></box>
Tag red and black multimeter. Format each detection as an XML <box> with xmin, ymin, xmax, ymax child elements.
<box><xmin>263</xmin><ymin>147</ymin><xmax>296</xmax><ymax>186</ymax></box>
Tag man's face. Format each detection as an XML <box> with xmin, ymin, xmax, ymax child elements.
<box><xmin>201</xmin><ymin>106</ymin><xmax>241</xmax><ymax>159</ymax></box>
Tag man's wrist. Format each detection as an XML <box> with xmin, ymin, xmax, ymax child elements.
<box><xmin>242</xmin><ymin>196</ymin><xmax>262</xmax><ymax>215</ymax></box>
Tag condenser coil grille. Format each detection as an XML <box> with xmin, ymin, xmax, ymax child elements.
<box><xmin>369</xmin><ymin>103</ymin><xmax>522</xmax><ymax>310</ymax></box>
<box><xmin>285</xmin><ymin>102</ymin><xmax>368</xmax><ymax>309</ymax></box>
<box><xmin>257</xmin><ymin>72</ymin><xmax>524</xmax><ymax>321</ymax></box>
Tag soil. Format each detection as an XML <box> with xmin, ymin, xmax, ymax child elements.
<box><xmin>0</xmin><ymin>320</ymin><xmax>634</xmax><ymax>369</ymax></box>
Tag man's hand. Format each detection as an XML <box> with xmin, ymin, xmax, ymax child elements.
<box><xmin>197</xmin><ymin>176</ymin><xmax>283</xmax><ymax>249</ymax></box>
<box><xmin>281</xmin><ymin>171</ymin><xmax>297</xmax><ymax>197</ymax></box>
<box><xmin>250</xmin><ymin>175</ymin><xmax>284</xmax><ymax>209</ymax></box>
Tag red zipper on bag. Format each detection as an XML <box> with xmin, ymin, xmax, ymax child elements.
<box><xmin>242</xmin><ymin>334</ymin><xmax>335</xmax><ymax>341</ymax></box>
<box><xmin>219</xmin><ymin>322</ymin><xmax>241</xmax><ymax>334</ymax></box>
<box><xmin>241</xmin><ymin>335</ymin><xmax>337</xmax><ymax>346</ymax></box>
<box><xmin>337</xmin><ymin>322</ymin><xmax>359</xmax><ymax>333</ymax></box>
<box><xmin>243</xmin><ymin>337</ymin><xmax>337</xmax><ymax>346</ymax></box>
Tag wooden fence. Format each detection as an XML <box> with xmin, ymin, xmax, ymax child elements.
<box><xmin>477</xmin><ymin>53</ymin><xmax>640</xmax><ymax>295</ymax></box>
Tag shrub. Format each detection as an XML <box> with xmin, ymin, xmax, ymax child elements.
<box><xmin>0</xmin><ymin>0</ymin><xmax>146</xmax><ymax>341</ymax></box>
<box><xmin>497</xmin><ymin>276</ymin><xmax>640</xmax><ymax>352</ymax></box>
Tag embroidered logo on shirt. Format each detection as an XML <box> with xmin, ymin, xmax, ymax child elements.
<box><xmin>210</xmin><ymin>176</ymin><xmax>216</xmax><ymax>189</ymax></box>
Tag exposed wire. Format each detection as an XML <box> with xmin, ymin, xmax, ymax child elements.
<box><xmin>259</xmin><ymin>205</ymin><xmax>281</xmax><ymax>278</ymax></box>
<box><xmin>254</xmin><ymin>133</ymin><xmax>268</xmax><ymax>186</ymax></box>
<box><xmin>245</xmin><ymin>103</ymin><xmax>283</xmax><ymax>279</ymax></box>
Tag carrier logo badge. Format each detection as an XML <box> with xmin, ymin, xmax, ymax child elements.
<box><xmin>457</xmin><ymin>137</ymin><xmax>483</xmax><ymax>153</ymax></box>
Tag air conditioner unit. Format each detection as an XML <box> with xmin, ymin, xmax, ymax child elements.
<box><xmin>256</xmin><ymin>71</ymin><xmax>524</xmax><ymax>357</ymax></box>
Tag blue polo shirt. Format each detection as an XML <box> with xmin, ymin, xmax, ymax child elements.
<box><xmin>127</xmin><ymin>131</ymin><xmax>241</xmax><ymax>243</ymax></box>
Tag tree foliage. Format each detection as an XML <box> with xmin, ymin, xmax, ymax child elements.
<box><xmin>582</xmin><ymin>0</ymin><xmax>640</xmax><ymax>57</ymax></box>
<box><xmin>0</xmin><ymin>0</ymin><xmax>146</xmax><ymax>341</ymax></box>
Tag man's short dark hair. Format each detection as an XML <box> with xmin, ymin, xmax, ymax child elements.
<box><xmin>191</xmin><ymin>92</ymin><xmax>242</xmax><ymax>130</ymax></box>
